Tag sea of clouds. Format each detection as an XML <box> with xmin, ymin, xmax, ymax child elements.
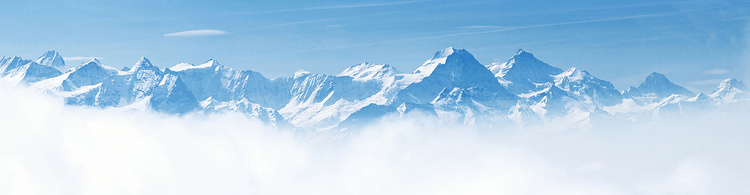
<box><xmin>1</xmin><ymin>78</ymin><xmax>749</xmax><ymax>195</ymax></box>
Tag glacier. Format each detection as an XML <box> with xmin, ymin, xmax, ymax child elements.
<box><xmin>1</xmin><ymin>49</ymin><xmax>747</xmax><ymax>130</ymax></box>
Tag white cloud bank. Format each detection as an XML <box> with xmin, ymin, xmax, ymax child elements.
<box><xmin>164</xmin><ymin>29</ymin><xmax>228</xmax><ymax>37</ymax></box>
<box><xmin>1</xmin><ymin>79</ymin><xmax>749</xmax><ymax>194</ymax></box>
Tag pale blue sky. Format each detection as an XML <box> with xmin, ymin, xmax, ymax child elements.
<box><xmin>1</xmin><ymin>0</ymin><xmax>749</xmax><ymax>92</ymax></box>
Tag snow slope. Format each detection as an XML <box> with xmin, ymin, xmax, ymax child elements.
<box><xmin>1</xmin><ymin>49</ymin><xmax>746</xmax><ymax>130</ymax></box>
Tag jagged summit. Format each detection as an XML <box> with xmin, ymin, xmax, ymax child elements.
<box><xmin>715</xmin><ymin>78</ymin><xmax>748</xmax><ymax>91</ymax></box>
<box><xmin>0</xmin><ymin>56</ymin><xmax>31</xmax><ymax>73</ymax></box>
<box><xmin>82</xmin><ymin>58</ymin><xmax>102</xmax><ymax>67</ymax></box>
<box><xmin>131</xmin><ymin>57</ymin><xmax>159</xmax><ymax>72</ymax></box>
<box><xmin>414</xmin><ymin>47</ymin><xmax>477</xmax><ymax>76</ymax></box>
<box><xmin>554</xmin><ymin>67</ymin><xmax>623</xmax><ymax>106</ymax></box>
<box><xmin>513</xmin><ymin>49</ymin><xmax>535</xmax><ymax>59</ymax></box>
<box><xmin>623</xmin><ymin>72</ymin><xmax>694</xmax><ymax>104</ymax></box>
<box><xmin>487</xmin><ymin>49</ymin><xmax>563</xmax><ymax>94</ymax></box>
<box><xmin>338</xmin><ymin>62</ymin><xmax>401</xmax><ymax>80</ymax></box>
<box><xmin>709</xmin><ymin>78</ymin><xmax>748</xmax><ymax>102</ymax></box>
<box><xmin>2</xmin><ymin>48</ymin><xmax>748</xmax><ymax>129</ymax></box>
<box><xmin>396</xmin><ymin>47</ymin><xmax>514</xmax><ymax>104</ymax></box>
<box><xmin>431</xmin><ymin>47</ymin><xmax>457</xmax><ymax>60</ymax></box>
<box><xmin>201</xmin><ymin>59</ymin><xmax>220</xmax><ymax>67</ymax></box>
<box><xmin>35</xmin><ymin>50</ymin><xmax>65</xmax><ymax>69</ymax></box>
<box><xmin>639</xmin><ymin>72</ymin><xmax>693</xmax><ymax>96</ymax></box>
<box><xmin>642</xmin><ymin>72</ymin><xmax>669</xmax><ymax>86</ymax></box>
<box><xmin>170</xmin><ymin>59</ymin><xmax>221</xmax><ymax>71</ymax></box>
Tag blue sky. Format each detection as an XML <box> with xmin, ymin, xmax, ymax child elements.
<box><xmin>1</xmin><ymin>0</ymin><xmax>749</xmax><ymax>92</ymax></box>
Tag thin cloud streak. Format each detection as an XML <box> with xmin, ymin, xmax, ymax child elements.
<box><xmin>503</xmin><ymin>1</ymin><xmax>701</xmax><ymax>17</ymax></box>
<box><xmin>247</xmin><ymin>0</ymin><xmax>434</xmax><ymax>14</ymax></box>
<box><xmin>704</xmin><ymin>69</ymin><xmax>730</xmax><ymax>75</ymax></box>
<box><xmin>300</xmin><ymin>0</ymin><xmax>433</xmax><ymax>10</ymax></box>
<box><xmin>164</xmin><ymin>30</ymin><xmax>229</xmax><ymax>37</ymax></box>
<box><xmin>252</xmin><ymin>19</ymin><xmax>334</xmax><ymax>30</ymax></box>
<box><xmin>266</xmin><ymin>5</ymin><xmax>746</xmax><ymax>56</ymax></box>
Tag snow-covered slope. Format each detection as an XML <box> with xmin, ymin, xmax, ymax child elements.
<box><xmin>338</xmin><ymin>62</ymin><xmax>402</xmax><ymax>80</ymax></box>
<box><xmin>709</xmin><ymin>78</ymin><xmax>748</xmax><ymax>104</ymax></box>
<box><xmin>1</xmin><ymin>49</ymin><xmax>746</xmax><ymax>130</ymax></box>
<box><xmin>487</xmin><ymin>49</ymin><xmax>563</xmax><ymax>94</ymax></box>
<box><xmin>1</xmin><ymin>56</ymin><xmax>61</xmax><ymax>84</ymax></box>
<box><xmin>35</xmin><ymin>50</ymin><xmax>66</xmax><ymax>71</ymax></box>
<box><xmin>622</xmin><ymin>72</ymin><xmax>694</xmax><ymax>104</ymax></box>
<box><xmin>553</xmin><ymin>67</ymin><xmax>623</xmax><ymax>107</ymax></box>
<box><xmin>57</xmin><ymin>57</ymin><xmax>200</xmax><ymax>114</ymax></box>
<box><xmin>397</xmin><ymin>47</ymin><xmax>515</xmax><ymax>104</ymax></box>
<box><xmin>483</xmin><ymin>50</ymin><xmax>623</xmax><ymax>127</ymax></box>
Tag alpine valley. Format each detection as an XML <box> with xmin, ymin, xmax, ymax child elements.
<box><xmin>2</xmin><ymin>48</ymin><xmax>747</xmax><ymax>130</ymax></box>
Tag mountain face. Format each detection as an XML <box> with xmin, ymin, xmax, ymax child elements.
<box><xmin>2</xmin><ymin>49</ymin><xmax>747</xmax><ymax>130</ymax></box>
<box><xmin>397</xmin><ymin>47</ymin><xmax>515</xmax><ymax>105</ymax></box>
<box><xmin>553</xmin><ymin>68</ymin><xmax>623</xmax><ymax>107</ymax></box>
<box><xmin>487</xmin><ymin>49</ymin><xmax>563</xmax><ymax>94</ymax></box>
<box><xmin>484</xmin><ymin>50</ymin><xmax>623</xmax><ymax>124</ymax></box>
<box><xmin>35</xmin><ymin>50</ymin><xmax>66</xmax><ymax>70</ymax></box>
<box><xmin>709</xmin><ymin>78</ymin><xmax>748</xmax><ymax>103</ymax></box>
<box><xmin>338</xmin><ymin>62</ymin><xmax>402</xmax><ymax>80</ymax></box>
<box><xmin>623</xmin><ymin>72</ymin><xmax>695</xmax><ymax>104</ymax></box>
<box><xmin>59</xmin><ymin>57</ymin><xmax>199</xmax><ymax>114</ymax></box>
<box><xmin>1</xmin><ymin>56</ymin><xmax>61</xmax><ymax>84</ymax></box>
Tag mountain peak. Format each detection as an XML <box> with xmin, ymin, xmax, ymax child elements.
<box><xmin>717</xmin><ymin>78</ymin><xmax>748</xmax><ymax>91</ymax></box>
<box><xmin>644</xmin><ymin>72</ymin><xmax>668</xmax><ymax>83</ymax></box>
<box><xmin>514</xmin><ymin>48</ymin><xmax>531</xmax><ymax>56</ymax></box>
<box><xmin>398</xmin><ymin>47</ymin><xmax>514</xmax><ymax>104</ymax></box>
<box><xmin>509</xmin><ymin>49</ymin><xmax>541</xmax><ymax>62</ymax></box>
<box><xmin>169</xmin><ymin>59</ymin><xmax>221</xmax><ymax>72</ymax></box>
<box><xmin>624</xmin><ymin>72</ymin><xmax>694</xmax><ymax>103</ymax></box>
<box><xmin>137</xmin><ymin>57</ymin><xmax>152</xmax><ymax>65</ymax></box>
<box><xmin>201</xmin><ymin>59</ymin><xmax>220</xmax><ymax>67</ymax></box>
<box><xmin>487</xmin><ymin>49</ymin><xmax>562</xmax><ymax>93</ymax></box>
<box><xmin>556</xmin><ymin>67</ymin><xmax>591</xmax><ymax>82</ymax></box>
<box><xmin>430</xmin><ymin>47</ymin><xmax>458</xmax><ymax>60</ymax></box>
<box><xmin>415</xmin><ymin>47</ymin><xmax>476</xmax><ymax>76</ymax></box>
<box><xmin>87</xmin><ymin>58</ymin><xmax>101</xmax><ymax>65</ymax></box>
<box><xmin>339</xmin><ymin>62</ymin><xmax>401</xmax><ymax>79</ymax></box>
<box><xmin>131</xmin><ymin>57</ymin><xmax>158</xmax><ymax>72</ymax></box>
<box><xmin>294</xmin><ymin>70</ymin><xmax>311</xmax><ymax>79</ymax></box>
<box><xmin>35</xmin><ymin>50</ymin><xmax>65</xmax><ymax>68</ymax></box>
<box><xmin>710</xmin><ymin>78</ymin><xmax>748</xmax><ymax>102</ymax></box>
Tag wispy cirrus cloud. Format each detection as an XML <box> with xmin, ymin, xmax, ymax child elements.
<box><xmin>458</xmin><ymin>25</ymin><xmax>502</xmax><ymax>29</ymax></box>
<box><xmin>63</xmin><ymin>56</ymin><xmax>102</xmax><ymax>61</ymax></box>
<box><xmin>689</xmin><ymin>78</ymin><xmax>725</xmax><ymax>86</ymax></box>
<box><xmin>164</xmin><ymin>29</ymin><xmax>228</xmax><ymax>37</ymax></box>
<box><xmin>253</xmin><ymin>0</ymin><xmax>433</xmax><ymax>14</ymax></box>
<box><xmin>704</xmin><ymin>69</ymin><xmax>730</xmax><ymax>75</ymax></box>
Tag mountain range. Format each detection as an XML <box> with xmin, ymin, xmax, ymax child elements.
<box><xmin>1</xmin><ymin>48</ymin><xmax>746</xmax><ymax>130</ymax></box>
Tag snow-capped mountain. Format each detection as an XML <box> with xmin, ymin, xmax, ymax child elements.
<box><xmin>52</xmin><ymin>57</ymin><xmax>199</xmax><ymax>114</ymax></box>
<box><xmin>338</xmin><ymin>62</ymin><xmax>402</xmax><ymax>80</ymax></box>
<box><xmin>709</xmin><ymin>78</ymin><xmax>748</xmax><ymax>104</ymax></box>
<box><xmin>622</xmin><ymin>72</ymin><xmax>695</xmax><ymax>104</ymax></box>
<box><xmin>484</xmin><ymin>50</ymin><xmax>623</xmax><ymax>126</ymax></box>
<box><xmin>2</xmin><ymin>48</ymin><xmax>747</xmax><ymax>130</ymax></box>
<box><xmin>397</xmin><ymin>47</ymin><xmax>515</xmax><ymax>104</ymax></box>
<box><xmin>487</xmin><ymin>49</ymin><xmax>563</xmax><ymax>94</ymax></box>
<box><xmin>35</xmin><ymin>50</ymin><xmax>66</xmax><ymax>70</ymax></box>
<box><xmin>1</xmin><ymin>56</ymin><xmax>61</xmax><ymax>84</ymax></box>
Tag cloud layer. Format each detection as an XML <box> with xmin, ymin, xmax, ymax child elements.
<box><xmin>164</xmin><ymin>30</ymin><xmax>228</xmax><ymax>37</ymax></box>
<box><xmin>1</xmin><ymin>79</ymin><xmax>749</xmax><ymax>194</ymax></box>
